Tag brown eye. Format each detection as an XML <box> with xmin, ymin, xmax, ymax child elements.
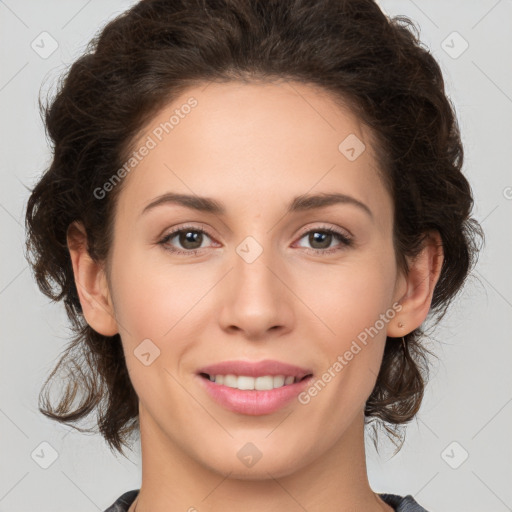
<box><xmin>177</xmin><ymin>230</ymin><xmax>204</xmax><ymax>250</ymax></box>
<box><xmin>158</xmin><ymin>226</ymin><xmax>215</xmax><ymax>255</ymax></box>
<box><xmin>295</xmin><ymin>227</ymin><xmax>352</xmax><ymax>254</ymax></box>
<box><xmin>308</xmin><ymin>231</ymin><xmax>334</xmax><ymax>249</ymax></box>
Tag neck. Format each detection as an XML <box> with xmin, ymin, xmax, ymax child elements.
<box><xmin>130</xmin><ymin>406</ymin><xmax>392</xmax><ymax>512</ymax></box>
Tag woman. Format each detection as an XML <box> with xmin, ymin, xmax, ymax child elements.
<box><xmin>25</xmin><ymin>0</ymin><xmax>482</xmax><ymax>510</ymax></box>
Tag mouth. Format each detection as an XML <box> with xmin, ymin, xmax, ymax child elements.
<box><xmin>199</xmin><ymin>372</ymin><xmax>312</xmax><ymax>391</ymax></box>
<box><xmin>196</xmin><ymin>359</ymin><xmax>314</xmax><ymax>415</ymax></box>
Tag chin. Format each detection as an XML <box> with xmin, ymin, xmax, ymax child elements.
<box><xmin>216</xmin><ymin>461</ymin><xmax>299</xmax><ymax>481</ymax></box>
<box><xmin>198</xmin><ymin>443</ymin><xmax>311</xmax><ymax>481</ymax></box>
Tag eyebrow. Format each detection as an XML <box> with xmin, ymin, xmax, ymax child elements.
<box><xmin>141</xmin><ymin>191</ymin><xmax>373</xmax><ymax>219</ymax></box>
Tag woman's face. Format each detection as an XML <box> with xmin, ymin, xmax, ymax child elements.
<box><xmin>105</xmin><ymin>81</ymin><xmax>405</xmax><ymax>478</ymax></box>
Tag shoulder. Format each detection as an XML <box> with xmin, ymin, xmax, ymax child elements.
<box><xmin>103</xmin><ymin>490</ymin><xmax>139</xmax><ymax>512</ymax></box>
<box><xmin>103</xmin><ymin>490</ymin><xmax>428</xmax><ymax>512</ymax></box>
<box><xmin>379</xmin><ymin>493</ymin><xmax>430</xmax><ymax>512</ymax></box>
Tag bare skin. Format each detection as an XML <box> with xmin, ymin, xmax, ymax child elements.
<box><xmin>67</xmin><ymin>80</ymin><xmax>443</xmax><ymax>512</ymax></box>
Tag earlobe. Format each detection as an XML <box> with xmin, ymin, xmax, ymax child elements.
<box><xmin>67</xmin><ymin>221</ymin><xmax>118</xmax><ymax>336</ymax></box>
<box><xmin>388</xmin><ymin>231</ymin><xmax>444</xmax><ymax>337</ymax></box>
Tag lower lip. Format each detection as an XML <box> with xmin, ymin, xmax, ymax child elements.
<box><xmin>197</xmin><ymin>375</ymin><xmax>313</xmax><ymax>415</ymax></box>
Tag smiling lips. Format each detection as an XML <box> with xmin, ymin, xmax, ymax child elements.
<box><xmin>197</xmin><ymin>359</ymin><xmax>314</xmax><ymax>415</ymax></box>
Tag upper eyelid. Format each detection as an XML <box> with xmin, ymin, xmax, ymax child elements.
<box><xmin>296</xmin><ymin>223</ymin><xmax>352</xmax><ymax>239</ymax></box>
<box><xmin>162</xmin><ymin>223</ymin><xmax>350</xmax><ymax>237</ymax></box>
<box><xmin>161</xmin><ymin>223</ymin><xmax>352</xmax><ymax>247</ymax></box>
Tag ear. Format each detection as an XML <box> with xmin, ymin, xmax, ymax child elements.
<box><xmin>67</xmin><ymin>221</ymin><xmax>118</xmax><ymax>336</ymax></box>
<box><xmin>387</xmin><ymin>230</ymin><xmax>444</xmax><ymax>337</ymax></box>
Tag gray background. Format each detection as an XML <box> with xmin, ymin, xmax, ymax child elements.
<box><xmin>1</xmin><ymin>1</ymin><xmax>511</xmax><ymax>511</ymax></box>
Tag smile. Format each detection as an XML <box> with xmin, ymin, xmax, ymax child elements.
<box><xmin>200</xmin><ymin>373</ymin><xmax>310</xmax><ymax>391</ymax></box>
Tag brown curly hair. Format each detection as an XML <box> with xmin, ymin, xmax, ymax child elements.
<box><xmin>25</xmin><ymin>0</ymin><xmax>482</xmax><ymax>456</ymax></box>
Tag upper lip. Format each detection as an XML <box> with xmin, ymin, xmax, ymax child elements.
<box><xmin>197</xmin><ymin>359</ymin><xmax>313</xmax><ymax>380</ymax></box>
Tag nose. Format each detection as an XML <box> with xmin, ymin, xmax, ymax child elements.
<box><xmin>217</xmin><ymin>242</ymin><xmax>295</xmax><ymax>340</ymax></box>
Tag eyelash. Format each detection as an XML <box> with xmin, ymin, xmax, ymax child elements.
<box><xmin>157</xmin><ymin>224</ymin><xmax>353</xmax><ymax>256</ymax></box>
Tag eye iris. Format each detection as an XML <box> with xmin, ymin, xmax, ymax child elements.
<box><xmin>171</xmin><ymin>229</ymin><xmax>340</xmax><ymax>252</ymax></box>
<box><xmin>310</xmin><ymin>231</ymin><xmax>331</xmax><ymax>249</ymax></box>
<box><xmin>180</xmin><ymin>230</ymin><xmax>202</xmax><ymax>249</ymax></box>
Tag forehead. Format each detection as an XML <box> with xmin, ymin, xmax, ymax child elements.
<box><xmin>116</xmin><ymin>80</ymin><xmax>389</xmax><ymax>221</ymax></box>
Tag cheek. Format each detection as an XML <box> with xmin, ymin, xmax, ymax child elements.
<box><xmin>112</xmin><ymin>252</ymin><xmax>213</xmax><ymax>410</ymax></box>
<box><xmin>293</xmin><ymin>266</ymin><xmax>396</xmax><ymax>430</ymax></box>
<box><xmin>110</xmin><ymin>245</ymin><xmax>213</xmax><ymax>343</ymax></box>
<box><xmin>293</xmin><ymin>252</ymin><xmax>397</xmax><ymax>338</ymax></box>
<box><xmin>291</xmin><ymin>247</ymin><xmax>397</xmax><ymax>403</ymax></box>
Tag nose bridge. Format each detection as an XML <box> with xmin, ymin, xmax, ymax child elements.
<box><xmin>217</xmin><ymin>232</ymin><xmax>294</xmax><ymax>336</ymax></box>
<box><xmin>233</xmin><ymin>233</ymin><xmax>282</xmax><ymax>305</ymax></box>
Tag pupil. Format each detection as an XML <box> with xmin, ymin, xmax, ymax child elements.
<box><xmin>310</xmin><ymin>232</ymin><xmax>331</xmax><ymax>249</ymax></box>
<box><xmin>180</xmin><ymin>231</ymin><xmax>202</xmax><ymax>249</ymax></box>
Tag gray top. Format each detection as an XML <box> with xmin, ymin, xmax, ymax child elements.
<box><xmin>104</xmin><ymin>490</ymin><xmax>429</xmax><ymax>511</ymax></box>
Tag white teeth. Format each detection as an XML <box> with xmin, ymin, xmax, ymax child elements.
<box><xmin>273</xmin><ymin>375</ymin><xmax>285</xmax><ymax>388</ymax></box>
<box><xmin>223</xmin><ymin>374</ymin><xmax>238</xmax><ymax>388</ymax></box>
<box><xmin>255</xmin><ymin>376</ymin><xmax>274</xmax><ymax>390</ymax></box>
<box><xmin>237</xmin><ymin>376</ymin><xmax>255</xmax><ymax>390</ymax></box>
<box><xmin>207</xmin><ymin>374</ymin><xmax>298</xmax><ymax>390</ymax></box>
